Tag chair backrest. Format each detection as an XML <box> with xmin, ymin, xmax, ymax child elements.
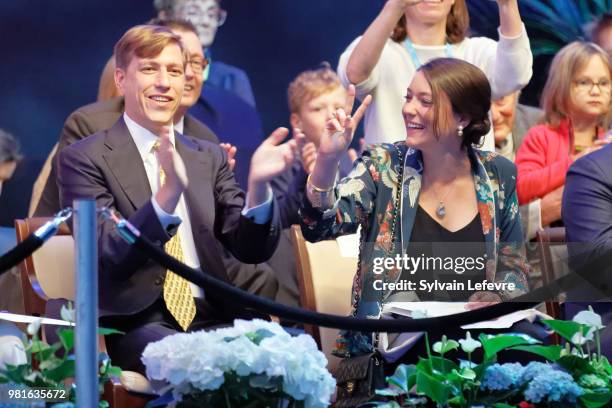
<box><xmin>290</xmin><ymin>225</ymin><xmax>358</xmax><ymax>372</ymax></box>
<box><xmin>536</xmin><ymin>227</ymin><xmax>567</xmax><ymax>322</ymax></box>
<box><xmin>14</xmin><ymin>218</ymin><xmax>75</xmax><ymax>316</ymax></box>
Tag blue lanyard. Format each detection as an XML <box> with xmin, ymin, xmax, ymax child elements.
<box><xmin>403</xmin><ymin>39</ymin><xmax>453</xmax><ymax>69</ymax></box>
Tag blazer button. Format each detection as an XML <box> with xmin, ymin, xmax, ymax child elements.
<box><xmin>154</xmin><ymin>276</ymin><xmax>164</xmax><ymax>285</ymax></box>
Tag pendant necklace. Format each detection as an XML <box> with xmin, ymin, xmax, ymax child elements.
<box><xmin>431</xmin><ymin>182</ymin><xmax>456</xmax><ymax>219</ymax></box>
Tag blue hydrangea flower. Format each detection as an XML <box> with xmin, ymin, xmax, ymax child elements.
<box><xmin>481</xmin><ymin>363</ymin><xmax>524</xmax><ymax>391</ymax></box>
<box><xmin>518</xmin><ymin>361</ymin><xmax>555</xmax><ymax>385</ymax></box>
<box><xmin>524</xmin><ymin>370</ymin><xmax>583</xmax><ymax>404</ymax></box>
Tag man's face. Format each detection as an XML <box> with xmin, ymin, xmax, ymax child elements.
<box><xmin>174</xmin><ymin>30</ymin><xmax>205</xmax><ymax>111</ymax></box>
<box><xmin>491</xmin><ymin>91</ymin><xmax>518</xmax><ymax>146</ymax></box>
<box><xmin>115</xmin><ymin>43</ymin><xmax>185</xmax><ymax>134</ymax></box>
<box><xmin>291</xmin><ymin>86</ymin><xmax>346</xmax><ymax>147</ymax></box>
<box><xmin>173</xmin><ymin>0</ymin><xmax>225</xmax><ymax>48</ymax></box>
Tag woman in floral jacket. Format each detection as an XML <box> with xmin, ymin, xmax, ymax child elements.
<box><xmin>300</xmin><ymin>58</ymin><xmax>529</xmax><ymax>357</ymax></box>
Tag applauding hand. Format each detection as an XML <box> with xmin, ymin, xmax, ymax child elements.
<box><xmin>249</xmin><ymin>127</ymin><xmax>298</xmax><ymax>184</ymax></box>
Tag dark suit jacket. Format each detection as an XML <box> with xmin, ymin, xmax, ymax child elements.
<box><xmin>563</xmin><ymin>144</ymin><xmax>612</xmax><ymax>282</ymax></box>
<box><xmin>562</xmin><ymin>143</ymin><xmax>612</xmax><ymax>355</ymax></box>
<box><xmin>57</xmin><ymin>118</ymin><xmax>280</xmax><ymax>317</ymax></box>
<box><xmin>207</xmin><ymin>59</ymin><xmax>256</xmax><ymax>108</ymax></box>
<box><xmin>35</xmin><ymin>97</ymin><xmax>218</xmax><ymax>217</ymax></box>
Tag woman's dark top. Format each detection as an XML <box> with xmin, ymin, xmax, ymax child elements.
<box><xmin>398</xmin><ymin>205</ymin><xmax>487</xmax><ymax>301</ymax></box>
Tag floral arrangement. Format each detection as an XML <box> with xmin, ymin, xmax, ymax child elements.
<box><xmin>142</xmin><ymin>319</ymin><xmax>336</xmax><ymax>408</ymax></box>
<box><xmin>0</xmin><ymin>304</ymin><xmax>122</xmax><ymax>408</ymax></box>
<box><xmin>369</xmin><ymin>306</ymin><xmax>611</xmax><ymax>407</ymax></box>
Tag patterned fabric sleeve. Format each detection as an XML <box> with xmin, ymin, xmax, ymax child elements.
<box><xmin>300</xmin><ymin>149</ymin><xmax>379</xmax><ymax>243</ymax></box>
<box><xmin>496</xmin><ymin>158</ymin><xmax>530</xmax><ymax>299</ymax></box>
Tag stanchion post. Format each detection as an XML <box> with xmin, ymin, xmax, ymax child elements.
<box><xmin>74</xmin><ymin>199</ymin><xmax>99</xmax><ymax>407</ymax></box>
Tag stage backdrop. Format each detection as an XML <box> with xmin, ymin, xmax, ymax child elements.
<box><xmin>0</xmin><ymin>0</ymin><xmax>546</xmax><ymax>225</ymax></box>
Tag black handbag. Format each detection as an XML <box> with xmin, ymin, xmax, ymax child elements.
<box><xmin>333</xmin><ymin>352</ymin><xmax>386</xmax><ymax>407</ymax></box>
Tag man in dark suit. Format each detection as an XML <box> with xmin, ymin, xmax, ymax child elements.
<box><xmin>35</xmin><ymin>19</ymin><xmax>278</xmax><ymax>301</ymax></box>
<box><xmin>57</xmin><ymin>24</ymin><xmax>295</xmax><ymax>373</ymax></box>
<box><xmin>562</xmin><ymin>144</ymin><xmax>612</xmax><ymax>357</ymax></box>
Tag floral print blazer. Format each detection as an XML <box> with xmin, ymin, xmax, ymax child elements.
<box><xmin>300</xmin><ymin>142</ymin><xmax>529</xmax><ymax>357</ymax></box>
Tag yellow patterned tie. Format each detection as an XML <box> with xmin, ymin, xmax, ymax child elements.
<box><xmin>153</xmin><ymin>140</ymin><xmax>196</xmax><ymax>331</ymax></box>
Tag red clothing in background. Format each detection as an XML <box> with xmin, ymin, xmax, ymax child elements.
<box><xmin>515</xmin><ymin>119</ymin><xmax>574</xmax><ymax>204</ymax></box>
<box><xmin>515</xmin><ymin>119</ymin><xmax>605</xmax><ymax>204</ymax></box>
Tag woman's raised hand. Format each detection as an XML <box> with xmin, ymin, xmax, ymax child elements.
<box><xmin>317</xmin><ymin>85</ymin><xmax>372</xmax><ymax>161</ymax></box>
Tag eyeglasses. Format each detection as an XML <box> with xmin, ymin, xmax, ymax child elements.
<box><xmin>187</xmin><ymin>57</ymin><xmax>209</xmax><ymax>74</ymax></box>
<box><xmin>573</xmin><ymin>78</ymin><xmax>612</xmax><ymax>94</ymax></box>
<box><xmin>214</xmin><ymin>8</ymin><xmax>227</xmax><ymax>26</ymax></box>
<box><xmin>201</xmin><ymin>7</ymin><xmax>227</xmax><ymax>26</ymax></box>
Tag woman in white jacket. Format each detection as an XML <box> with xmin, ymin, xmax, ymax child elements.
<box><xmin>338</xmin><ymin>0</ymin><xmax>533</xmax><ymax>149</ymax></box>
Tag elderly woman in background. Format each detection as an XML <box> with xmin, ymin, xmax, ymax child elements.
<box><xmin>301</xmin><ymin>58</ymin><xmax>529</xmax><ymax>357</ymax></box>
<box><xmin>515</xmin><ymin>42</ymin><xmax>611</xmax><ymax>227</ymax></box>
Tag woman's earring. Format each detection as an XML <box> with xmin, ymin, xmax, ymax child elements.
<box><xmin>457</xmin><ymin>125</ymin><xmax>464</xmax><ymax>138</ymax></box>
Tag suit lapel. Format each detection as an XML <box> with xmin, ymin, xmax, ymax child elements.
<box><xmin>175</xmin><ymin>133</ymin><xmax>212</xmax><ymax>222</ymax></box>
<box><xmin>175</xmin><ymin>134</ymin><xmax>230</xmax><ymax>282</ymax></box>
<box><xmin>102</xmin><ymin>119</ymin><xmax>152</xmax><ymax>210</ymax></box>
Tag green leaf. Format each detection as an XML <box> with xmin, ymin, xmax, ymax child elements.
<box><xmin>58</xmin><ymin>328</ymin><xmax>75</xmax><ymax>352</ymax></box>
<box><xmin>106</xmin><ymin>366</ymin><xmax>122</xmax><ymax>377</ymax></box>
<box><xmin>556</xmin><ymin>355</ymin><xmax>595</xmax><ymax>376</ymax></box>
<box><xmin>245</xmin><ymin>329</ymin><xmax>275</xmax><ymax>345</ymax></box>
<box><xmin>451</xmin><ymin>367</ymin><xmax>476</xmax><ymax>381</ymax></box>
<box><xmin>579</xmin><ymin>392</ymin><xmax>612</xmax><ymax>408</ymax></box>
<box><xmin>98</xmin><ymin>327</ymin><xmax>124</xmax><ymax>336</ymax></box>
<box><xmin>479</xmin><ymin>334</ymin><xmax>532</xmax><ymax>360</ymax></box>
<box><xmin>510</xmin><ymin>345</ymin><xmax>563</xmax><ymax>362</ymax></box>
<box><xmin>38</xmin><ymin>342</ymin><xmax>62</xmax><ymax>360</ymax></box>
<box><xmin>385</xmin><ymin>364</ymin><xmax>416</xmax><ymax>393</ymax></box>
<box><xmin>38</xmin><ymin>356</ymin><xmax>63</xmax><ymax>371</ymax></box>
<box><xmin>1</xmin><ymin>363</ymin><xmax>30</xmax><ymax>384</ymax></box>
<box><xmin>430</xmin><ymin>356</ymin><xmax>459</xmax><ymax>375</ymax></box>
<box><xmin>542</xmin><ymin>319</ymin><xmax>584</xmax><ymax>343</ymax></box>
<box><xmin>44</xmin><ymin>358</ymin><xmax>75</xmax><ymax>382</ymax></box>
<box><xmin>494</xmin><ymin>403</ymin><xmax>516</xmax><ymax>408</ymax></box>
<box><xmin>28</xmin><ymin>339</ymin><xmax>51</xmax><ymax>353</ymax></box>
<box><xmin>416</xmin><ymin>370</ymin><xmax>452</xmax><ymax>403</ymax></box>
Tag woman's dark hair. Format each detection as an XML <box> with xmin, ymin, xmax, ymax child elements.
<box><xmin>0</xmin><ymin>129</ymin><xmax>22</xmax><ymax>164</ymax></box>
<box><xmin>391</xmin><ymin>0</ymin><xmax>469</xmax><ymax>44</ymax></box>
<box><xmin>418</xmin><ymin>58</ymin><xmax>491</xmax><ymax>149</ymax></box>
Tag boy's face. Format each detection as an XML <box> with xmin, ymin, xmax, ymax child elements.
<box><xmin>291</xmin><ymin>86</ymin><xmax>346</xmax><ymax>147</ymax></box>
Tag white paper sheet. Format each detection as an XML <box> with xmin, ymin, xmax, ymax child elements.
<box><xmin>0</xmin><ymin>312</ymin><xmax>73</xmax><ymax>326</ymax></box>
<box><xmin>381</xmin><ymin>302</ymin><xmax>551</xmax><ymax>329</ymax></box>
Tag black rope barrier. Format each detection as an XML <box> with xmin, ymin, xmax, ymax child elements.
<box><xmin>98</xmin><ymin>207</ymin><xmax>612</xmax><ymax>333</ymax></box>
<box><xmin>132</xmin><ymin>230</ymin><xmax>544</xmax><ymax>332</ymax></box>
<box><xmin>0</xmin><ymin>209</ymin><xmax>73</xmax><ymax>274</ymax></box>
<box><xmin>5</xmin><ymin>206</ymin><xmax>609</xmax><ymax>334</ymax></box>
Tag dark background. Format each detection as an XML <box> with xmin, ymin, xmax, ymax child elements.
<box><xmin>0</xmin><ymin>0</ymin><xmax>549</xmax><ymax>226</ymax></box>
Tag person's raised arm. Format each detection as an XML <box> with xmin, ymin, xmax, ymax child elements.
<box><xmin>496</xmin><ymin>0</ymin><xmax>523</xmax><ymax>38</ymax></box>
<box><xmin>346</xmin><ymin>0</ymin><xmax>415</xmax><ymax>84</ymax></box>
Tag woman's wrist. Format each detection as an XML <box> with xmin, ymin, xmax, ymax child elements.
<box><xmin>306</xmin><ymin>174</ymin><xmax>336</xmax><ymax>209</ymax></box>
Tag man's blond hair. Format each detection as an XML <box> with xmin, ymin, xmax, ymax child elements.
<box><xmin>114</xmin><ymin>24</ymin><xmax>186</xmax><ymax>70</ymax></box>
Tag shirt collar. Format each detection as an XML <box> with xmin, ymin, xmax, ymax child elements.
<box><xmin>175</xmin><ymin>116</ymin><xmax>185</xmax><ymax>135</ymax></box>
<box><xmin>123</xmin><ymin>113</ymin><xmax>175</xmax><ymax>161</ymax></box>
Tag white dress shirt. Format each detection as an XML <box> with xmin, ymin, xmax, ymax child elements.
<box><xmin>124</xmin><ymin>113</ymin><xmax>204</xmax><ymax>297</ymax></box>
